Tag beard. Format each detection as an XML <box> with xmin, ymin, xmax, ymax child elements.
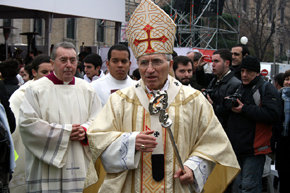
<box><xmin>176</xmin><ymin>77</ymin><xmax>191</xmax><ymax>85</ymax></box>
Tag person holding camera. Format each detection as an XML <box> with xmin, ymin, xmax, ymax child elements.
<box><xmin>201</xmin><ymin>49</ymin><xmax>241</xmax><ymax>129</ymax></box>
<box><xmin>226</xmin><ymin>56</ymin><xmax>282</xmax><ymax>193</ymax></box>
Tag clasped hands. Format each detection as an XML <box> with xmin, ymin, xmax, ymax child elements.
<box><xmin>135</xmin><ymin>130</ymin><xmax>194</xmax><ymax>185</ymax></box>
<box><xmin>70</xmin><ymin>124</ymin><xmax>86</xmax><ymax>141</ymax></box>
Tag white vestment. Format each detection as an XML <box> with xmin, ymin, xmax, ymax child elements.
<box><xmin>19</xmin><ymin>76</ymin><xmax>101</xmax><ymax>193</ymax></box>
<box><xmin>91</xmin><ymin>73</ymin><xmax>136</xmax><ymax>106</ymax></box>
<box><xmin>9</xmin><ymin>79</ymin><xmax>34</xmax><ymax>193</ymax></box>
<box><xmin>88</xmin><ymin>76</ymin><xmax>240</xmax><ymax>193</ymax></box>
<box><xmin>84</xmin><ymin>70</ymin><xmax>105</xmax><ymax>83</ymax></box>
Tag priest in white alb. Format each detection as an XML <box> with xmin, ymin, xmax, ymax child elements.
<box><xmin>19</xmin><ymin>42</ymin><xmax>101</xmax><ymax>192</ymax></box>
<box><xmin>87</xmin><ymin>0</ymin><xmax>240</xmax><ymax>192</ymax></box>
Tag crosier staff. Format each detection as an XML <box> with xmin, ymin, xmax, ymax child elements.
<box><xmin>149</xmin><ymin>90</ymin><xmax>195</xmax><ymax>193</ymax></box>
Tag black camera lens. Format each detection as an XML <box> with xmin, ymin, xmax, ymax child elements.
<box><xmin>232</xmin><ymin>100</ymin><xmax>239</xmax><ymax>107</ymax></box>
<box><xmin>225</xmin><ymin>93</ymin><xmax>241</xmax><ymax>107</ymax></box>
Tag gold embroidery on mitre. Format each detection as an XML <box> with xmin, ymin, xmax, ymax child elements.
<box><xmin>126</xmin><ymin>0</ymin><xmax>176</xmax><ymax>58</ymax></box>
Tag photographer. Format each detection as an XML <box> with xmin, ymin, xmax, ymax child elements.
<box><xmin>201</xmin><ymin>49</ymin><xmax>241</xmax><ymax>128</ymax></box>
<box><xmin>226</xmin><ymin>56</ymin><xmax>282</xmax><ymax>193</ymax></box>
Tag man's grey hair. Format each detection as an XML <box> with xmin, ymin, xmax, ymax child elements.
<box><xmin>137</xmin><ymin>53</ymin><xmax>173</xmax><ymax>62</ymax></box>
<box><xmin>51</xmin><ymin>42</ymin><xmax>76</xmax><ymax>60</ymax></box>
<box><xmin>165</xmin><ymin>54</ymin><xmax>173</xmax><ymax>61</ymax></box>
<box><xmin>187</xmin><ymin>50</ymin><xmax>203</xmax><ymax>61</ymax></box>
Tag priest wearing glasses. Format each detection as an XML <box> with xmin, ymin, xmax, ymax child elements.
<box><xmin>87</xmin><ymin>0</ymin><xmax>240</xmax><ymax>192</ymax></box>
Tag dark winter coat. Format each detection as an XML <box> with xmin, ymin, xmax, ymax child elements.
<box><xmin>226</xmin><ymin>76</ymin><xmax>282</xmax><ymax>157</ymax></box>
<box><xmin>207</xmin><ymin>70</ymin><xmax>241</xmax><ymax>128</ymax></box>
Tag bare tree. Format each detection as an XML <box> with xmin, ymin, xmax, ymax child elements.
<box><xmin>240</xmin><ymin>0</ymin><xmax>276</xmax><ymax>61</ymax></box>
<box><xmin>223</xmin><ymin>0</ymin><xmax>290</xmax><ymax>62</ymax></box>
<box><xmin>273</xmin><ymin>0</ymin><xmax>289</xmax><ymax>62</ymax></box>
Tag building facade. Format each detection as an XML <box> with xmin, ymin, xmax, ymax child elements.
<box><xmin>1</xmin><ymin>0</ymin><xmax>289</xmax><ymax>62</ymax></box>
<box><xmin>0</xmin><ymin>17</ymin><xmax>117</xmax><ymax>58</ymax></box>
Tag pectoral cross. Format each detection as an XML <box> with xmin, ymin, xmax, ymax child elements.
<box><xmin>148</xmin><ymin>91</ymin><xmax>194</xmax><ymax>192</ymax></box>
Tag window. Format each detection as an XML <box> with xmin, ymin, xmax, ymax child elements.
<box><xmin>3</xmin><ymin>19</ymin><xmax>12</xmax><ymax>27</ymax></box>
<box><xmin>34</xmin><ymin>18</ymin><xmax>43</xmax><ymax>36</ymax></box>
<box><xmin>66</xmin><ymin>18</ymin><xmax>76</xmax><ymax>39</ymax></box>
<box><xmin>97</xmin><ymin>19</ymin><xmax>105</xmax><ymax>42</ymax></box>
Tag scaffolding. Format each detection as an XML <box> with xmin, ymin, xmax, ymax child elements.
<box><xmin>125</xmin><ymin>0</ymin><xmax>241</xmax><ymax>49</ymax></box>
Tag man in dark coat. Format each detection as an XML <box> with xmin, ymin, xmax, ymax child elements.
<box><xmin>226</xmin><ymin>56</ymin><xmax>281</xmax><ymax>193</ymax></box>
<box><xmin>202</xmin><ymin>49</ymin><xmax>241</xmax><ymax>128</ymax></box>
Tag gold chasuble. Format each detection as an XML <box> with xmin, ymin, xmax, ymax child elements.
<box><xmin>142</xmin><ymin>110</ymin><xmax>166</xmax><ymax>192</ymax></box>
<box><xmin>87</xmin><ymin>76</ymin><xmax>240</xmax><ymax>193</ymax></box>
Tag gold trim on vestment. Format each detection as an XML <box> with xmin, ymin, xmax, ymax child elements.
<box><xmin>141</xmin><ymin>109</ymin><xmax>166</xmax><ymax>192</ymax></box>
<box><xmin>132</xmin><ymin>95</ymin><xmax>139</xmax><ymax>132</ymax></box>
<box><xmin>168</xmin><ymin>90</ymin><xmax>200</xmax><ymax>107</ymax></box>
<box><xmin>194</xmin><ymin>150</ymin><xmax>218</xmax><ymax>164</ymax></box>
<box><xmin>116</xmin><ymin>90</ymin><xmax>142</xmax><ymax>105</ymax></box>
<box><xmin>132</xmin><ymin>96</ymin><xmax>139</xmax><ymax>193</ymax></box>
<box><xmin>172</xmin><ymin>92</ymin><xmax>181</xmax><ymax>193</ymax></box>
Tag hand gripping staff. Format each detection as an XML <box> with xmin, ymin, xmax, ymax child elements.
<box><xmin>148</xmin><ymin>90</ymin><xmax>195</xmax><ymax>193</ymax></box>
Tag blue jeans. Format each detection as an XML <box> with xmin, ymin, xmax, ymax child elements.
<box><xmin>232</xmin><ymin>155</ymin><xmax>265</xmax><ymax>193</ymax></box>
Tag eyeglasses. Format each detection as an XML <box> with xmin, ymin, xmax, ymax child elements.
<box><xmin>56</xmin><ymin>57</ymin><xmax>78</xmax><ymax>65</ymax></box>
<box><xmin>139</xmin><ymin>59</ymin><xmax>167</xmax><ymax>68</ymax></box>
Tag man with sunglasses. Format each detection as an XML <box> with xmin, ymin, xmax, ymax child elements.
<box><xmin>18</xmin><ymin>42</ymin><xmax>101</xmax><ymax>192</ymax></box>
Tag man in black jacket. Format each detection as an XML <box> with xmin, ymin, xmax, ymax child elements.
<box><xmin>202</xmin><ymin>49</ymin><xmax>241</xmax><ymax>128</ymax></box>
<box><xmin>226</xmin><ymin>56</ymin><xmax>281</xmax><ymax>193</ymax></box>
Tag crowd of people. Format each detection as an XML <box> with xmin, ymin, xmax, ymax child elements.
<box><xmin>0</xmin><ymin>0</ymin><xmax>289</xmax><ymax>193</ymax></box>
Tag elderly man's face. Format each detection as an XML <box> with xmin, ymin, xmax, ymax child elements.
<box><xmin>241</xmin><ymin>68</ymin><xmax>259</xmax><ymax>85</ymax></box>
<box><xmin>52</xmin><ymin>47</ymin><xmax>77</xmax><ymax>82</ymax></box>
<box><xmin>138</xmin><ymin>54</ymin><xmax>172</xmax><ymax>90</ymax></box>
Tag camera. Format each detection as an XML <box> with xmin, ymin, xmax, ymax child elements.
<box><xmin>226</xmin><ymin>93</ymin><xmax>241</xmax><ymax>107</ymax></box>
<box><xmin>202</xmin><ymin>89</ymin><xmax>213</xmax><ymax>98</ymax></box>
